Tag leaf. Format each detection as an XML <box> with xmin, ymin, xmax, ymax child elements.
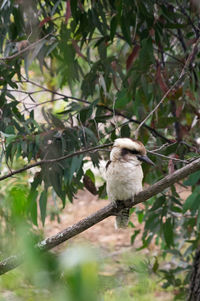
<box><xmin>137</xmin><ymin>211</ymin><xmax>144</xmax><ymax>224</ymax></box>
<box><xmin>184</xmin><ymin>171</ymin><xmax>200</xmax><ymax>186</ymax></box>
<box><xmin>69</xmin><ymin>155</ymin><xmax>83</xmax><ymax>182</ymax></box>
<box><xmin>110</xmin><ymin>15</ymin><xmax>118</xmax><ymax>41</ymax></box>
<box><xmin>28</xmin><ymin>189</ymin><xmax>38</xmax><ymax>226</ymax></box>
<box><xmin>79</xmin><ymin>107</ymin><xmax>93</xmax><ymax>123</ymax></box>
<box><xmin>150</xmin><ymin>196</ymin><xmax>166</xmax><ymax>212</ymax></box>
<box><xmin>126</xmin><ymin>45</ymin><xmax>140</xmax><ymax>71</ymax></box>
<box><xmin>115</xmin><ymin>88</ymin><xmax>131</xmax><ymax>109</ymax></box>
<box><xmin>83</xmin><ymin>174</ymin><xmax>97</xmax><ymax>195</ymax></box>
<box><xmin>139</xmin><ymin>37</ymin><xmax>155</xmax><ymax>71</ymax></box>
<box><xmin>39</xmin><ymin>190</ymin><xmax>48</xmax><ymax>226</ymax></box>
<box><xmin>152</xmin><ymin>257</ymin><xmax>159</xmax><ymax>273</ymax></box>
<box><xmin>50</xmin><ymin>170</ymin><xmax>65</xmax><ymax>206</ymax></box>
<box><xmin>9</xmin><ymin>185</ymin><xmax>29</xmax><ymax>220</ymax></box>
<box><xmin>72</xmin><ymin>39</ymin><xmax>87</xmax><ymax>60</ymax></box>
<box><xmin>155</xmin><ymin>63</ymin><xmax>169</xmax><ymax>93</ymax></box>
<box><xmin>120</xmin><ymin>13</ymin><xmax>131</xmax><ymax>45</ymax></box>
<box><xmin>24</xmin><ymin>40</ymin><xmax>46</xmax><ymax>78</ymax></box>
<box><xmin>120</xmin><ymin>124</ymin><xmax>130</xmax><ymax>137</ymax></box>
<box><xmin>163</xmin><ymin>218</ymin><xmax>174</xmax><ymax>247</ymax></box>
<box><xmin>131</xmin><ymin>229</ymin><xmax>140</xmax><ymax>245</ymax></box>
<box><xmin>183</xmin><ymin>188</ymin><xmax>200</xmax><ymax>212</ymax></box>
<box><xmin>65</xmin><ymin>0</ymin><xmax>72</xmax><ymax>24</ymax></box>
<box><xmin>85</xmin><ymin>169</ymin><xmax>95</xmax><ymax>183</ymax></box>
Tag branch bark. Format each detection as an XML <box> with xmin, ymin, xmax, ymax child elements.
<box><xmin>0</xmin><ymin>157</ymin><xmax>200</xmax><ymax>276</ymax></box>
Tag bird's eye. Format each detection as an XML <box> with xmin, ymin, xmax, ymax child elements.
<box><xmin>130</xmin><ymin>149</ymin><xmax>140</xmax><ymax>155</ymax></box>
<box><xmin>121</xmin><ymin>148</ymin><xmax>140</xmax><ymax>156</ymax></box>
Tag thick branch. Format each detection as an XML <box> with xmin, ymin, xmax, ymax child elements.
<box><xmin>0</xmin><ymin>157</ymin><xmax>200</xmax><ymax>275</ymax></box>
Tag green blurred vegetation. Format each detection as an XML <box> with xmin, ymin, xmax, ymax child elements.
<box><xmin>0</xmin><ymin>244</ymin><xmax>174</xmax><ymax>301</ymax></box>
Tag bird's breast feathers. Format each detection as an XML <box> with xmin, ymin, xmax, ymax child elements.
<box><xmin>106</xmin><ymin>160</ymin><xmax>143</xmax><ymax>202</ymax></box>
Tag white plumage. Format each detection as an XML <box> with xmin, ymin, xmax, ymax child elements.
<box><xmin>106</xmin><ymin>138</ymin><xmax>154</xmax><ymax>228</ymax></box>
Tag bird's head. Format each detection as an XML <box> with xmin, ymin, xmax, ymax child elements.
<box><xmin>110</xmin><ymin>138</ymin><xmax>154</xmax><ymax>166</ymax></box>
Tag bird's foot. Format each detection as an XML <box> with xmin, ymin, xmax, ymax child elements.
<box><xmin>124</xmin><ymin>199</ymin><xmax>134</xmax><ymax>208</ymax></box>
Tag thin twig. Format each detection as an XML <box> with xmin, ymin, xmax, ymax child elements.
<box><xmin>150</xmin><ymin>142</ymin><xmax>175</xmax><ymax>152</ymax></box>
<box><xmin>148</xmin><ymin>150</ymin><xmax>189</xmax><ymax>163</ymax></box>
<box><xmin>19</xmin><ymin>77</ymin><xmax>90</xmax><ymax>105</ymax></box>
<box><xmin>135</xmin><ymin>37</ymin><xmax>200</xmax><ymax>136</ymax></box>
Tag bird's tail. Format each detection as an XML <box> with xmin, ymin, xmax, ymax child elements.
<box><xmin>115</xmin><ymin>208</ymin><xmax>130</xmax><ymax>229</ymax></box>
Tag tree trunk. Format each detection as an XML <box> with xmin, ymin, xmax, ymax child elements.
<box><xmin>188</xmin><ymin>248</ymin><xmax>200</xmax><ymax>301</ymax></box>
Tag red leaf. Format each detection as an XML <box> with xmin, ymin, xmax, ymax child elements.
<box><xmin>65</xmin><ymin>0</ymin><xmax>71</xmax><ymax>24</ymax></box>
<box><xmin>71</xmin><ymin>40</ymin><xmax>87</xmax><ymax>60</ymax></box>
<box><xmin>176</xmin><ymin>104</ymin><xmax>184</xmax><ymax>117</ymax></box>
<box><xmin>126</xmin><ymin>45</ymin><xmax>140</xmax><ymax>71</ymax></box>
<box><xmin>155</xmin><ymin>63</ymin><xmax>169</xmax><ymax>93</ymax></box>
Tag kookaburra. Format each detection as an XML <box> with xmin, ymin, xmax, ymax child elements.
<box><xmin>106</xmin><ymin>138</ymin><xmax>154</xmax><ymax>229</ymax></box>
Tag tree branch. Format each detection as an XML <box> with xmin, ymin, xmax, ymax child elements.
<box><xmin>0</xmin><ymin>157</ymin><xmax>200</xmax><ymax>275</ymax></box>
<box><xmin>0</xmin><ymin>34</ymin><xmax>52</xmax><ymax>61</ymax></box>
<box><xmin>0</xmin><ymin>143</ymin><xmax>113</xmax><ymax>182</ymax></box>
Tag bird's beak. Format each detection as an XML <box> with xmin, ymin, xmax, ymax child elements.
<box><xmin>137</xmin><ymin>155</ymin><xmax>155</xmax><ymax>166</ymax></box>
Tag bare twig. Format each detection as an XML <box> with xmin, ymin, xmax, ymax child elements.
<box><xmin>0</xmin><ymin>33</ymin><xmax>52</xmax><ymax>61</ymax></box>
<box><xmin>0</xmin><ymin>157</ymin><xmax>200</xmax><ymax>275</ymax></box>
<box><xmin>135</xmin><ymin>37</ymin><xmax>200</xmax><ymax>136</ymax></box>
<box><xmin>148</xmin><ymin>150</ymin><xmax>190</xmax><ymax>163</ymax></box>
<box><xmin>150</xmin><ymin>142</ymin><xmax>175</xmax><ymax>152</ymax></box>
<box><xmin>19</xmin><ymin>76</ymin><xmax>90</xmax><ymax>105</ymax></box>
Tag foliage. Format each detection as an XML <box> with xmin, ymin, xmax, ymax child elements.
<box><xmin>0</xmin><ymin>0</ymin><xmax>200</xmax><ymax>299</ymax></box>
<box><xmin>0</xmin><ymin>245</ymin><xmax>174</xmax><ymax>301</ymax></box>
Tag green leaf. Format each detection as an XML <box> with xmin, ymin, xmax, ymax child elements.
<box><xmin>131</xmin><ymin>229</ymin><xmax>140</xmax><ymax>245</ymax></box>
<box><xmin>152</xmin><ymin>257</ymin><xmax>159</xmax><ymax>273</ymax></box>
<box><xmin>50</xmin><ymin>171</ymin><xmax>65</xmax><ymax>206</ymax></box>
<box><xmin>120</xmin><ymin>124</ymin><xmax>130</xmax><ymax>137</ymax></box>
<box><xmin>9</xmin><ymin>185</ymin><xmax>29</xmax><ymax>220</ymax></box>
<box><xmin>24</xmin><ymin>40</ymin><xmax>46</xmax><ymax>78</ymax></box>
<box><xmin>184</xmin><ymin>171</ymin><xmax>200</xmax><ymax>186</ymax></box>
<box><xmin>163</xmin><ymin>218</ymin><xmax>174</xmax><ymax>247</ymax></box>
<box><xmin>85</xmin><ymin>169</ymin><xmax>95</xmax><ymax>183</ymax></box>
<box><xmin>69</xmin><ymin>155</ymin><xmax>83</xmax><ymax>182</ymax></box>
<box><xmin>120</xmin><ymin>13</ymin><xmax>131</xmax><ymax>45</ymax></box>
<box><xmin>110</xmin><ymin>15</ymin><xmax>118</xmax><ymax>41</ymax></box>
<box><xmin>183</xmin><ymin>188</ymin><xmax>200</xmax><ymax>212</ymax></box>
<box><xmin>139</xmin><ymin>37</ymin><xmax>154</xmax><ymax>71</ymax></box>
<box><xmin>137</xmin><ymin>211</ymin><xmax>144</xmax><ymax>224</ymax></box>
<box><xmin>197</xmin><ymin>208</ymin><xmax>200</xmax><ymax>231</ymax></box>
<box><xmin>28</xmin><ymin>189</ymin><xmax>38</xmax><ymax>226</ymax></box>
<box><xmin>115</xmin><ymin>88</ymin><xmax>131</xmax><ymax>109</ymax></box>
<box><xmin>150</xmin><ymin>196</ymin><xmax>166</xmax><ymax>211</ymax></box>
<box><xmin>39</xmin><ymin>190</ymin><xmax>48</xmax><ymax>226</ymax></box>
<box><xmin>79</xmin><ymin>107</ymin><xmax>93</xmax><ymax>123</ymax></box>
